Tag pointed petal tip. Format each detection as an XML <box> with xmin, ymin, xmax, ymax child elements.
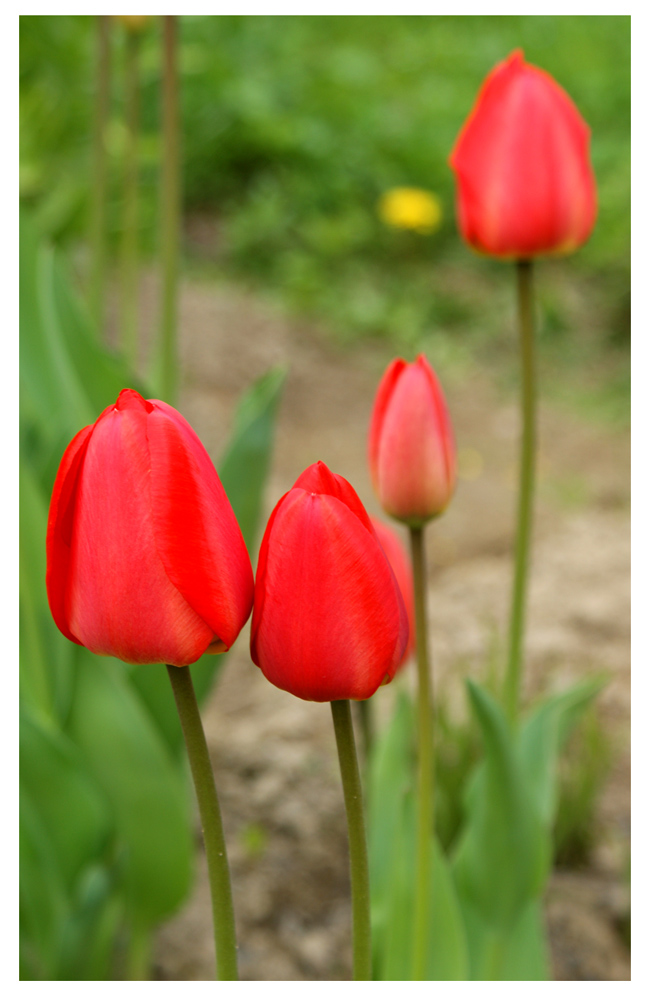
<box><xmin>115</xmin><ymin>388</ymin><xmax>154</xmax><ymax>413</ymax></box>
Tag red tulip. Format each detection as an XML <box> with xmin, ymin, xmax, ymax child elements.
<box><xmin>368</xmin><ymin>354</ymin><xmax>456</xmax><ymax>525</ymax></box>
<box><xmin>250</xmin><ymin>462</ymin><xmax>409</xmax><ymax>702</ymax></box>
<box><xmin>449</xmin><ymin>49</ymin><xmax>597</xmax><ymax>259</ymax></box>
<box><xmin>46</xmin><ymin>388</ymin><xmax>254</xmax><ymax>666</ymax></box>
<box><xmin>370</xmin><ymin>517</ymin><xmax>415</xmax><ymax>666</ymax></box>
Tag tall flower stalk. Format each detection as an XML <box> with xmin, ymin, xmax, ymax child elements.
<box><xmin>409</xmin><ymin>524</ymin><xmax>434</xmax><ymax>979</ymax></box>
<box><xmin>89</xmin><ymin>15</ymin><xmax>111</xmax><ymax>337</ymax></box>
<box><xmin>154</xmin><ymin>14</ymin><xmax>180</xmax><ymax>403</ymax></box>
<box><xmin>45</xmin><ymin>388</ymin><xmax>255</xmax><ymax>980</ymax></box>
<box><xmin>166</xmin><ymin>665</ymin><xmax>239</xmax><ymax>980</ymax></box>
<box><xmin>250</xmin><ymin>461</ymin><xmax>409</xmax><ymax>980</ymax></box>
<box><xmin>331</xmin><ymin>700</ymin><xmax>372</xmax><ymax>980</ymax></box>
<box><xmin>368</xmin><ymin>355</ymin><xmax>456</xmax><ymax>979</ymax></box>
<box><xmin>504</xmin><ymin>260</ymin><xmax>537</xmax><ymax>722</ymax></box>
<box><xmin>119</xmin><ymin>21</ymin><xmax>144</xmax><ymax>370</ymax></box>
<box><xmin>449</xmin><ymin>50</ymin><xmax>597</xmax><ymax>722</ymax></box>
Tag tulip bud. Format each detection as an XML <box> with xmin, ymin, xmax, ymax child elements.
<box><xmin>46</xmin><ymin>389</ymin><xmax>254</xmax><ymax>666</ymax></box>
<box><xmin>449</xmin><ymin>49</ymin><xmax>597</xmax><ymax>259</ymax></box>
<box><xmin>370</xmin><ymin>517</ymin><xmax>415</xmax><ymax>666</ymax></box>
<box><xmin>368</xmin><ymin>354</ymin><xmax>456</xmax><ymax>526</ymax></box>
<box><xmin>250</xmin><ymin>462</ymin><xmax>409</xmax><ymax>702</ymax></box>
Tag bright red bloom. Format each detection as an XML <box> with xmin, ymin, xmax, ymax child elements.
<box><xmin>449</xmin><ymin>49</ymin><xmax>597</xmax><ymax>259</ymax></box>
<box><xmin>368</xmin><ymin>354</ymin><xmax>456</xmax><ymax>525</ymax></box>
<box><xmin>250</xmin><ymin>462</ymin><xmax>409</xmax><ymax>702</ymax></box>
<box><xmin>370</xmin><ymin>517</ymin><xmax>415</xmax><ymax>666</ymax></box>
<box><xmin>46</xmin><ymin>389</ymin><xmax>254</xmax><ymax>666</ymax></box>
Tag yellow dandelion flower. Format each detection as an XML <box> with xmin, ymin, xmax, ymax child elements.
<box><xmin>378</xmin><ymin>187</ymin><xmax>443</xmax><ymax>235</ymax></box>
<box><xmin>115</xmin><ymin>15</ymin><xmax>151</xmax><ymax>32</ymax></box>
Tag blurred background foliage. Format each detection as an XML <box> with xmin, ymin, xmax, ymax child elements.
<box><xmin>20</xmin><ymin>14</ymin><xmax>630</xmax><ymax>423</ymax></box>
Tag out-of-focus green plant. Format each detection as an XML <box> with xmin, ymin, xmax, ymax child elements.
<box><xmin>19</xmin><ymin>213</ymin><xmax>285</xmax><ymax>979</ymax></box>
<box><xmin>368</xmin><ymin>674</ymin><xmax>608</xmax><ymax>980</ymax></box>
<box><xmin>433</xmin><ymin>683</ymin><xmax>613</xmax><ymax>867</ymax></box>
<box><xmin>20</xmin><ymin>16</ymin><xmax>630</xmax><ymax>398</ymax></box>
<box><xmin>554</xmin><ymin>704</ymin><xmax>612</xmax><ymax>867</ymax></box>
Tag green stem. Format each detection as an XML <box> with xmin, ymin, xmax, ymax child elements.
<box><xmin>124</xmin><ymin>922</ymin><xmax>151</xmax><ymax>981</ymax></box>
<box><xmin>330</xmin><ymin>699</ymin><xmax>372</xmax><ymax>981</ymax></box>
<box><xmin>410</xmin><ymin>524</ymin><xmax>433</xmax><ymax>980</ymax></box>
<box><xmin>153</xmin><ymin>14</ymin><xmax>180</xmax><ymax>403</ymax></box>
<box><xmin>120</xmin><ymin>28</ymin><xmax>141</xmax><ymax>371</ymax></box>
<box><xmin>89</xmin><ymin>15</ymin><xmax>111</xmax><ymax>337</ymax></box>
<box><xmin>166</xmin><ymin>665</ymin><xmax>238</xmax><ymax>981</ymax></box>
<box><xmin>484</xmin><ymin>933</ymin><xmax>506</xmax><ymax>981</ymax></box>
<box><xmin>355</xmin><ymin>697</ymin><xmax>374</xmax><ymax>766</ymax></box>
<box><xmin>504</xmin><ymin>259</ymin><xmax>537</xmax><ymax>724</ymax></box>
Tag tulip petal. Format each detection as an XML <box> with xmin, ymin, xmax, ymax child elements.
<box><xmin>147</xmin><ymin>402</ymin><xmax>254</xmax><ymax>650</ymax></box>
<box><xmin>293</xmin><ymin>460</ymin><xmax>374</xmax><ymax>534</ymax></box>
<box><xmin>417</xmin><ymin>354</ymin><xmax>456</xmax><ymax>487</ymax></box>
<box><xmin>251</xmin><ymin>489</ymin><xmax>408</xmax><ymax>702</ymax></box>
<box><xmin>67</xmin><ymin>404</ymin><xmax>215</xmax><ymax>665</ymax></box>
<box><xmin>376</xmin><ymin>362</ymin><xmax>453</xmax><ymax>522</ymax></box>
<box><xmin>449</xmin><ymin>49</ymin><xmax>597</xmax><ymax>258</ymax></box>
<box><xmin>371</xmin><ymin>517</ymin><xmax>415</xmax><ymax>665</ymax></box>
<box><xmin>367</xmin><ymin>358</ymin><xmax>407</xmax><ymax>493</ymax></box>
<box><xmin>46</xmin><ymin>424</ymin><xmax>94</xmax><ymax>645</ymax></box>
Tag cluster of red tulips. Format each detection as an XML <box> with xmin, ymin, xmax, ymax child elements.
<box><xmin>45</xmin><ymin>49</ymin><xmax>597</xmax><ymax>981</ymax></box>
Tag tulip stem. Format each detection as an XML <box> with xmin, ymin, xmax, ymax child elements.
<box><xmin>154</xmin><ymin>15</ymin><xmax>180</xmax><ymax>403</ymax></box>
<box><xmin>89</xmin><ymin>15</ymin><xmax>111</xmax><ymax>337</ymax></box>
<box><xmin>166</xmin><ymin>664</ymin><xmax>238</xmax><ymax>981</ymax></box>
<box><xmin>120</xmin><ymin>27</ymin><xmax>141</xmax><ymax>371</ymax></box>
<box><xmin>504</xmin><ymin>259</ymin><xmax>537</xmax><ymax>725</ymax></box>
<box><xmin>410</xmin><ymin>524</ymin><xmax>433</xmax><ymax>981</ymax></box>
<box><xmin>355</xmin><ymin>697</ymin><xmax>374</xmax><ymax>765</ymax></box>
<box><xmin>124</xmin><ymin>922</ymin><xmax>151</xmax><ymax>980</ymax></box>
<box><xmin>330</xmin><ymin>699</ymin><xmax>372</xmax><ymax>981</ymax></box>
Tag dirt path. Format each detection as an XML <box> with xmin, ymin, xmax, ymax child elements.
<box><xmin>141</xmin><ymin>276</ymin><xmax>630</xmax><ymax>981</ymax></box>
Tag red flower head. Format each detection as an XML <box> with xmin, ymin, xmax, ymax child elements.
<box><xmin>370</xmin><ymin>516</ymin><xmax>415</xmax><ymax>666</ymax></box>
<box><xmin>449</xmin><ymin>50</ymin><xmax>597</xmax><ymax>259</ymax></box>
<box><xmin>46</xmin><ymin>389</ymin><xmax>254</xmax><ymax>666</ymax></box>
<box><xmin>250</xmin><ymin>462</ymin><xmax>409</xmax><ymax>702</ymax></box>
<box><xmin>368</xmin><ymin>354</ymin><xmax>456</xmax><ymax>526</ymax></box>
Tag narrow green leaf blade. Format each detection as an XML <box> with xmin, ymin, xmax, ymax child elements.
<box><xmin>20</xmin><ymin>706</ymin><xmax>113</xmax><ymax>890</ymax></box>
<box><xmin>218</xmin><ymin>365</ymin><xmax>287</xmax><ymax>554</ymax></box>
<box><xmin>519</xmin><ymin>675</ymin><xmax>609</xmax><ymax>826</ymax></box>
<box><xmin>368</xmin><ymin>691</ymin><xmax>468</xmax><ymax>980</ymax></box>
<box><xmin>452</xmin><ymin>681</ymin><xmax>549</xmax><ymax>933</ymax></box>
<box><xmin>68</xmin><ymin>654</ymin><xmax>193</xmax><ymax>927</ymax></box>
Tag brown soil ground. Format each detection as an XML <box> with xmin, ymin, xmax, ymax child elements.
<box><xmin>130</xmin><ymin>274</ymin><xmax>630</xmax><ymax>981</ymax></box>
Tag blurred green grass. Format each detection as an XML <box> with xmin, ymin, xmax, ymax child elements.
<box><xmin>20</xmin><ymin>15</ymin><xmax>630</xmax><ymax>424</ymax></box>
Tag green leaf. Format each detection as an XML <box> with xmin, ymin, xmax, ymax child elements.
<box><xmin>455</xmin><ymin>894</ymin><xmax>550</xmax><ymax>981</ymax></box>
<box><xmin>67</xmin><ymin>653</ymin><xmax>193</xmax><ymax>928</ymax></box>
<box><xmin>20</xmin><ymin>211</ymin><xmax>143</xmax><ymax>414</ymax></box>
<box><xmin>367</xmin><ymin>689</ymin><xmax>414</xmax><ymax>966</ymax></box>
<box><xmin>378</xmin><ymin>795</ymin><xmax>468</xmax><ymax>980</ymax></box>
<box><xmin>368</xmin><ymin>692</ymin><xmax>468</xmax><ymax>980</ymax></box>
<box><xmin>519</xmin><ymin>675</ymin><xmax>609</xmax><ymax>827</ymax></box>
<box><xmin>57</xmin><ymin>866</ymin><xmax>123</xmax><ymax>981</ymax></box>
<box><xmin>500</xmin><ymin>899</ymin><xmax>550</xmax><ymax>981</ymax></box>
<box><xmin>20</xmin><ymin>706</ymin><xmax>113</xmax><ymax>890</ymax></box>
<box><xmin>20</xmin><ymin>212</ymin><xmax>94</xmax><ymax>446</ymax></box>
<box><xmin>218</xmin><ymin>364</ymin><xmax>287</xmax><ymax>554</ymax></box>
<box><xmin>20</xmin><ymin>788</ymin><xmax>68</xmax><ymax>980</ymax></box>
<box><xmin>452</xmin><ymin>681</ymin><xmax>548</xmax><ymax>936</ymax></box>
<box><xmin>125</xmin><ymin>659</ymin><xmax>186</xmax><ymax>757</ymax></box>
<box><xmin>19</xmin><ymin>458</ymin><xmax>76</xmax><ymax>723</ymax></box>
